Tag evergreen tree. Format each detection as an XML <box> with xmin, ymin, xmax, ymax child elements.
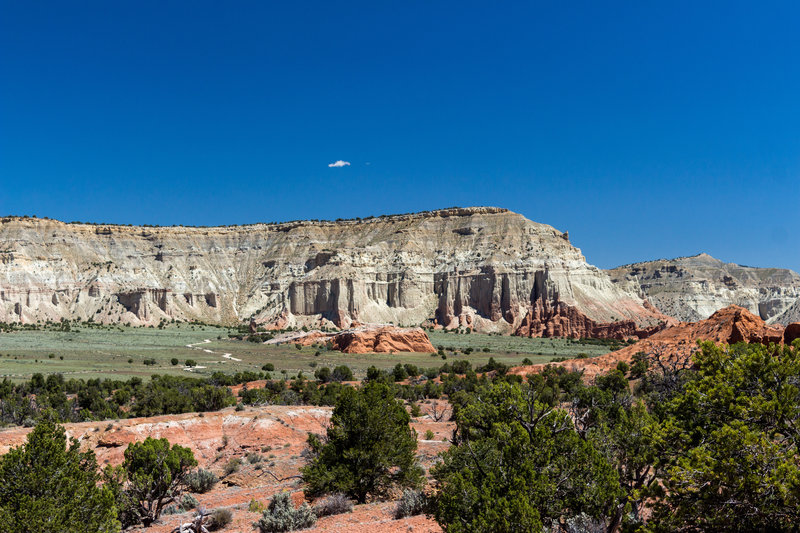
<box><xmin>432</xmin><ymin>381</ymin><xmax>621</xmax><ymax>533</ymax></box>
<box><xmin>647</xmin><ymin>341</ymin><xmax>800</xmax><ymax>532</ymax></box>
<box><xmin>118</xmin><ymin>436</ymin><xmax>197</xmax><ymax>526</ymax></box>
<box><xmin>0</xmin><ymin>416</ymin><xmax>119</xmax><ymax>533</ymax></box>
<box><xmin>302</xmin><ymin>382</ymin><xmax>423</xmax><ymax>503</ymax></box>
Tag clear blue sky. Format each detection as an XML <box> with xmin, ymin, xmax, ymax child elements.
<box><xmin>1</xmin><ymin>1</ymin><xmax>798</xmax><ymax>271</ymax></box>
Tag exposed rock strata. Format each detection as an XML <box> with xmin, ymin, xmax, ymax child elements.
<box><xmin>607</xmin><ymin>253</ymin><xmax>800</xmax><ymax>325</ymax></box>
<box><xmin>0</xmin><ymin>208</ymin><xmax>664</xmax><ymax>335</ymax></box>
<box><xmin>514</xmin><ymin>300</ymin><xmax>669</xmax><ymax>340</ymax></box>
<box><xmin>511</xmin><ymin>305</ymin><xmax>798</xmax><ymax>380</ymax></box>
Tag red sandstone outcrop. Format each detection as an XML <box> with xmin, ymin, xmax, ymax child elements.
<box><xmin>268</xmin><ymin>325</ymin><xmax>436</xmax><ymax>354</ymax></box>
<box><xmin>330</xmin><ymin>326</ymin><xmax>436</xmax><ymax>354</ymax></box>
<box><xmin>513</xmin><ymin>300</ymin><xmax>672</xmax><ymax>340</ymax></box>
<box><xmin>784</xmin><ymin>322</ymin><xmax>800</xmax><ymax>344</ymax></box>
<box><xmin>510</xmin><ymin>305</ymin><xmax>792</xmax><ymax>380</ymax></box>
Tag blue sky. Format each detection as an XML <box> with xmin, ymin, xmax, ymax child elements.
<box><xmin>1</xmin><ymin>1</ymin><xmax>798</xmax><ymax>271</ymax></box>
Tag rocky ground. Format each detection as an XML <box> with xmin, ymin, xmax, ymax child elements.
<box><xmin>0</xmin><ymin>402</ymin><xmax>452</xmax><ymax>533</ymax></box>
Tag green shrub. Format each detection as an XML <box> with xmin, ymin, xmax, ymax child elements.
<box><xmin>162</xmin><ymin>504</ymin><xmax>181</xmax><ymax>515</ymax></box>
<box><xmin>254</xmin><ymin>492</ymin><xmax>316</xmax><ymax>532</ymax></box>
<box><xmin>331</xmin><ymin>365</ymin><xmax>353</xmax><ymax>382</ymax></box>
<box><xmin>171</xmin><ymin>358</ymin><xmax>180</xmax><ymax>366</ymax></box>
<box><xmin>249</xmin><ymin>498</ymin><xmax>266</xmax><ymax>513</ymax></box>
<box><xmin>224</xmin><ymin>457</ymin><xmax>242</xmax><ymax>476</ymax></box>
<box><xmin>186</xmin><ymin>468</ymin><xmax>218</xmax><ymax>493</ymax></box>
<box><xmin>116</xmin><ymin>436</ymin><xmax>197</xmax><ymax>527</ymax></box>
<box><xmin>180</xmin><ymin>493</ymin><xmax>199</xmax><ymax>511</ymax></box>
<box><xmin>393</xmin><ymin>363</ymin><xmax>408</xmax><ymax>382</ymax></box>
<box><xmin>262</xmin><ymin>363</ymin><xmax>275</xmax><ymax>372</ymax></box>
<box><xmin>314</xmin><ymin>367</ymin><xmax>332</xmax><ymax>383</ymax></box>
<box><xmin>302</xmin><ymin>382</ymin><xmax>423</xmax><ymax>503</ymax></box>
<box><xmin>246</xmin><ymin>452</ymin><xmax>264</xmax><ymax>464</ymax></box>
<box><xmin>394</xmin><ymin>489</ymin><xmax>428</xmax><ymax>518</ymax></box>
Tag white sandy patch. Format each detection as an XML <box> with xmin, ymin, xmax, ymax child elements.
<box><xmin>254</xmin><ymin>419</ymin><xmax>276</xmax><ymax>429</ymax></box>
<box><xmin>285</xmin><ymin>408</ymin><xmax>331</xmax><ymax>417</ymax></box>
<box><xmin>222</xmin><ymin>414</ymin><xmax>256</xmax><ymax>425</ymax></box>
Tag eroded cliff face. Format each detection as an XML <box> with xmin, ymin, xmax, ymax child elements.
<box><xmin>0</xmin><ymin>208</ymin><xmax>665</xmax><ymax>335</ymax></box>
<box><xmin>607</xmin><ymin>253</ymin><xmax>800</xmax><ymax>325</ymax></box>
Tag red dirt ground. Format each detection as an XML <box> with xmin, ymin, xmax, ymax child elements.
<box><xmin>0</xmin><ymin>401</ymin><xmax>453</xmax><ymax>533</ymax></box>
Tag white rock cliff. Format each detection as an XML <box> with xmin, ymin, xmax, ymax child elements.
<box><xmin>606</xmin><ymin>253</ymin><xmax>800</xmax><ymax>325</ymax></box>
<box><xmin>0</xmin><ymin>208</ymin><xmax>666</xmax><ymax>336</ymax></box>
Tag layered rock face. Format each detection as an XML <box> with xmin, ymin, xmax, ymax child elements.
<box><xmin>0</xmin><ymin>208</ymin><xmax>664</xmax><ymax>336</ymax></box>
<box><xmin>607</xmin><ymin>253</ymin><xmax>800</xmax><ymax>325</ymax></box>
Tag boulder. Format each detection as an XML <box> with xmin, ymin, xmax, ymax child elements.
<box><xmin>785</xmin><ymin>322</ymin><xmax>800</xmax><ymax>345</ymax></box>
<box><xmin>268</xmin><ymin>325</ymin><xmax>436</xmax><ymax>354</ymax></box>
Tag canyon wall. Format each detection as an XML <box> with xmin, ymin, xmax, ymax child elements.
<box><xmin>607</xmin><ymin>253</ymin><xmax>800</xmax><ymax>325</ymax></box>
<box><xmin>0</xmin><ymin>208</ymin><xmax>666</xmax><ymax>336</ymax></box>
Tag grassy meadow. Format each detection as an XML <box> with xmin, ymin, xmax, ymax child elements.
<box><xmin>0</xmin><ymin>324</ymin><xmax>612</xmax><ymax>382</ymax></box>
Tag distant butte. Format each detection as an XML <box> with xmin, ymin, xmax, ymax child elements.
<box><xmin>607</xmin><ymin>253</ymin><xmax>800</xmax><ymax>325</ymax></box>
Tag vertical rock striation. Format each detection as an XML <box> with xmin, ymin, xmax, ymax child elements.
<box><xmin>0</xmin><ymin>208</ymin><xmax>666</xmax><ymax>336</ymax></box>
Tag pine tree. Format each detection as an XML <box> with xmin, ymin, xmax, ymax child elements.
<box><xmin>0</xmin><ymin>416</ymin><xmax>119</xmax><ymax>533</ymax></box>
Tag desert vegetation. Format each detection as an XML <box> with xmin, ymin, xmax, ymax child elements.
<box><xmin>0</xmin><ymin>323</ymin><xmax>611</xmax><ymax>384</ymax></box>
<box><xmin>1</xmin><ymin>338</ymin><xmax>798</xmax><ymax>532</ymax></box>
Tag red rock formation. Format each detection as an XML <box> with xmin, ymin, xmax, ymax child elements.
<box><xmin>269</xmin><ymin>325</ymin><xmax>436</xmax><ymax>354</ymax></box>
<box><xmin>784</xmin><ymin>322</ymin><xmax>800</xmax><ymax>345</ymax></box>
<box><xmin>510</xmin><ymin>305</ymin><xmax>790</xmax><ymax>380</ymax></box>
<box><xmin>331</xmin><ymin>326</ymin><xmax>436</xmax><ymax>354</ymax></box>
<box><xmin>514</xmin><ymin>300</ymin><xmax>670</xmax><ymax>340</ymax></box>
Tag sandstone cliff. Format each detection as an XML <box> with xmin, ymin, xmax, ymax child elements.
<box><xmin>0</xmin><ymin>208</ymin><xmax>665</xmax><ymax>335</ymax></box>
<box><xmin>607</xmin><ymin>253</ymin><xmax>800</xmax><ymax>325</ymax></box>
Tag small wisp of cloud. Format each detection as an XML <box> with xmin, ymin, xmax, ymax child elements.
<box><xmin>328</xmin><ymin>160</ymin><xmax>350</xmax><ymax>168</ymax></box>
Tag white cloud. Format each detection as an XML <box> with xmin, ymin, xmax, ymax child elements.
<box><xmin>328</xmin><ymin>160</ymin><xmax>350</xmax><ymax>168</ymax></box>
